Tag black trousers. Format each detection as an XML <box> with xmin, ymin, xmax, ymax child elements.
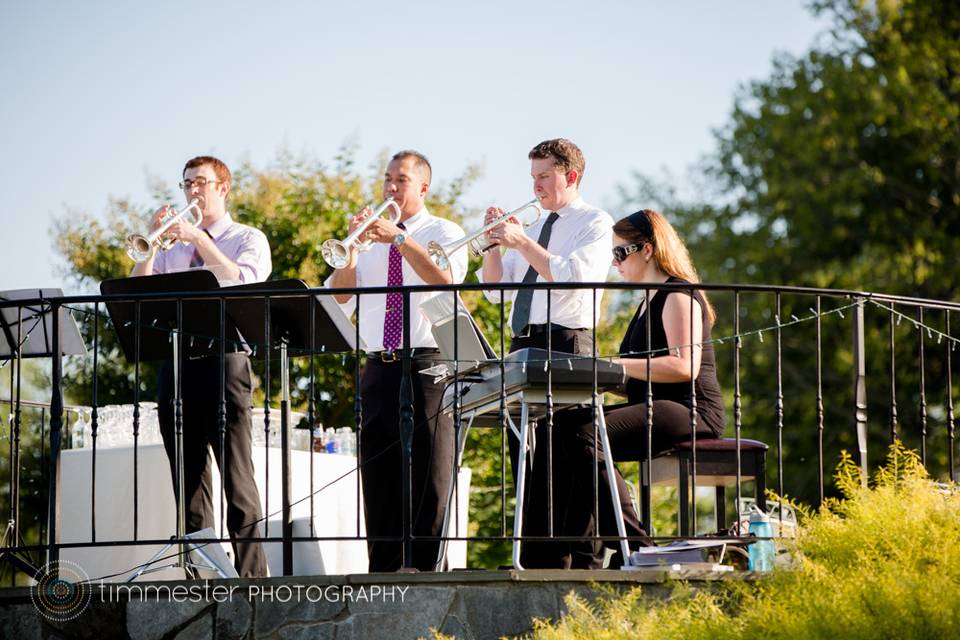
<box><xmin>157</xmin><ymin>353</ymin><xmax>267</xmax><ymax>578</ymax></box>
<box><xmin>359</xmin><ymin>353</ymin><xmax>455</xmax><ymax>572</ymax></box>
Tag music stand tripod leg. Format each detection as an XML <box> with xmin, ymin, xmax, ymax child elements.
<box><xmin>126</xmin><ymin>534</ymin><xmax>233</xmax><ymax>582</ymax></box>
<box><xmin>170</xmin><ymin>329</ymin><xmax>194</xmax><ymax>578</ymax></box>
<box><xmin>0</xmin><ymin>520</ymin><xmax>40</xmax><ymax>578</ymax></box>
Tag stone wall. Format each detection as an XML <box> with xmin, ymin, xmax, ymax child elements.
<box><xmin>0</xmin><ymin>569</ymin><xmax>736</xmax><ymax>639</ymax></box>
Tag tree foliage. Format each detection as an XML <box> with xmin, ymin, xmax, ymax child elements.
<box><xmin>526</xmin><ymin>443</ymin><xmax>960</xmax><ymax>640</ymax></box>
<box><xmin>619</xmin><ymin>0</ymin><xmax>959</xmax><ymax>505</ymax></box>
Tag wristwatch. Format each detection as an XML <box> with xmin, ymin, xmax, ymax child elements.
<box><xmin>392</xmin><ymin>232</ymin><xmax>407</xmax><ymax>247</ymax></box>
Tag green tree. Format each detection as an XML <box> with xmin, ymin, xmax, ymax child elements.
<box><xmin>619</xmin><ymin>0</ymin><xmax>960</xmax><ymax>506</ymax></box>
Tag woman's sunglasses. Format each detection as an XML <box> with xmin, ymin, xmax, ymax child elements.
<box><xmin>612</xmin><ymin>243</ymin><xmax>643</xmax><ymax>264</ymax></box>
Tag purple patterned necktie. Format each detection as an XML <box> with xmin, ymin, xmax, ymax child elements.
<box><xmin>382</xmin><ymin>222</ymin><xmax>406</xmax><ymax>351</ymax></box>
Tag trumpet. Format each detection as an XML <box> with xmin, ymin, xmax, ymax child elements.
<box><xmin>427</xmin><ymin>199</ymin><xmax>541</xmax><ymax>270</ymax></box>
<box><xmin>321</xmin><ymin>198</ymin><xmax>402</xmax><ymax>269</ymax></box>
<box><xmin>125</xmin><ymin>199</ymin><xmax>203</xmax><ymax>263</ymax></box>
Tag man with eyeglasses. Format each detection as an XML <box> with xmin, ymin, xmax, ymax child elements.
<box><xmin>130</xmin><ymin>155</ymin><xmax>271</xmax><ymax>577</ymax></box>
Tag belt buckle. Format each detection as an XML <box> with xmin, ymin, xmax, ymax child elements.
<box><xmin>380</xmin><ymin>350</ymin><xmax>400</xmax><ymax>363</ymax></box>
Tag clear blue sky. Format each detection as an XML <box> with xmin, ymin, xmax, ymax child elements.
<box><xmin>0</xmin><ymin>1</ymin><xmax>829</xmax><ymax>294</ymax></box>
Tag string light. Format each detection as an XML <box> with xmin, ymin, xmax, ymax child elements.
<box><xmin>55</xmin><ymin>296</ymin><xmax>955</xmax><ymax>369</ymax></box>
<box><xmin>867</xmin><ymin>300</ymin><xmax>960</xmax><ymax>348</ymax></box>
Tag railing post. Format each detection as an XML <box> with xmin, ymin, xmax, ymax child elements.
<box><xmin>47</xmin><ymin>301</ymin><xmax>63</xmax><ymax>567</ymax></box>
<box><xmin>280</xmin><ymin>339</ymin><xmax>293</xmax><ymax>575</ymax></box>
<box><xmin>852</xmin><ymin>297</ymin><xmax>868</xmax><ymax>485</ymax></box>
<box><xmin>399</xmin><ymin>288</ymin><xmax>414</xmax><ymax>569</ymax></box>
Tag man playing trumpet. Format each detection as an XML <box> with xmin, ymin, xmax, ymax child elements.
<box><xmin>325</xmin><ymin>150</ymin><xmax>467</xmax><ymax>572</ymax></box>
<box><xmin>480</xmin><ymin>138</ymin><xmax>613</xmax><ymax>355</ymax></box>
<box><xmin>129</xmin><ymin>155</ymin><xmax>271</xmax><ymax>577</ymax></box>
<box><xmin>130</xmin><ymin>157</ymin><xmax>270</xmax><ymax>282</ymax></box>
<box><xmin>479</xmin><ymin>138</ymin><xmax>614</xmax><ymax>568</ymax></box>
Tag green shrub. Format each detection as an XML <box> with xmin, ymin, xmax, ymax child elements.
<box><xmin>525</xmin><ymin>442</ymin><xmax>960</xmax><ymax>639</ymax></box>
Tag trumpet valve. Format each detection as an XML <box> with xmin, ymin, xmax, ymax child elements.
<box><xmin>468</xmin><ymin>235</ymin><xmax>498</xmax><ymax>256</ymax></box>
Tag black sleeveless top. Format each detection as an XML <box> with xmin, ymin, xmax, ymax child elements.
<box><xmin>618</xmin><ymin>277</ymin><xmax>725</xmax><ymax>436</ymax></box>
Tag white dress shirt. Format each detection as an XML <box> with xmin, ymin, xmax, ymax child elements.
<box><xmin>152</xmin><ymin>212</ymin><xmax>272</xmax><ymax>284</ymax></box>
<box><xmin>479</xmin><ymin>196</ymin><xmax>613</xmax><ymax>331</ymax></box>
<box><xmin>324</xmin><ymin>207</ymin><xmax>467</xmax><ymax>353</ymax></box>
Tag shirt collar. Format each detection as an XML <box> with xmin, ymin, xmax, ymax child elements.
<box><xmin>202</xmin><ymin>212</ymin><xmax>234</xmax><ymax>239</ymax></box>
<box><xmin>553</xmin><ymin>196</ymin><xmax>585</xmax><ymax>219</ymax></box>
<box><xmin>400</xmin><ymin>207</ymin><xmax>429</xmax><ymax>232</ymax></box>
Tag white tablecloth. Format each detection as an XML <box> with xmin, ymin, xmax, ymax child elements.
<box><xmin>60</xmin><ymin>444</ymin><xmax>469</xmax><ymax>581</ymax></box>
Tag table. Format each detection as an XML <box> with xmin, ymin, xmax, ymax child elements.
<box><xmin>60</xmin><ymin>444</ymin><xmax>469</xmax><ymax>580</ymax></box>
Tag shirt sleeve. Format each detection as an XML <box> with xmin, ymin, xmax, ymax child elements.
<box><xmin>547</xmin><ymin>212</ymin><xmax>613</xmax><ymax>283</ymax></box>
<box><xmin>477</xmin><ymin>246</ymin><xmax>521</xmax><ymax>303</ymax></box>
<box><xmin>234</xmin><ymin>229</ymin><xmax>272</xmax><ymax>283</ymax></box>
<box><xmin>151</xmin><ymin>250</ymin><xmax>167</xmax><ymax>275</ymax></box>
<box><xmin>323</xmin><ymin>271</ymin><xmax>358</xmax><ymax>317</ymax></box>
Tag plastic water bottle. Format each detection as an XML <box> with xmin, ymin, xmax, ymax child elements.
<box><xmin>312</xmin><ymin>427</ymin><xmax>326</xmax><ymax>453</ymax></box>
<box><xmin>325</xmin><ymin>427</ymin><xmax>340</xmax><ymax>454</ymax></box>
<box><xmin>748</xmin><ymin>508</ymin><xmax>775</xmax><ymax>571</ymax></box>
<box><xmin>337</xmin><ymin>427</ymin><xmax>355</xmax><ymax>457</ymax></box>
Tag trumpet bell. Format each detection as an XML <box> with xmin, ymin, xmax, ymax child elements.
<box><xmin>125</xmin><ymin>233</ymin><xmax>155</xmax><ymax>263</ymax></box>
<box><xmin>427</xmin><ymin>241</ymin><xmax>451</xmax><ymax>271</ymax></box>
<box><xmin>321</xmin><ymin>239</ymin><xmax>351</xmax><ymax>270</ymax></box>
<box><xmin>321</xmin><ymin>198</ymin><xmax>402</xmax><ymax>269</ymax></box>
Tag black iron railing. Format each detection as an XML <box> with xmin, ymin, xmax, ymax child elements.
<box><xmin>0</xmin><ymin>281</ymin><xmax>957</xmax><ymax>583</ymax></box>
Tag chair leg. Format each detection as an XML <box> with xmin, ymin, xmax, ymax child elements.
<box><xmin>715</xmin><ymin>485</ymin><xmax>726</xmax><ymax>533</ymax></box>
<box><xmin>640</xmin><ymin>461</ymin><xmax>651</xmax><ymax>533</ymax></box>
<box><xmin>756</xmin><ymin>452</ymin><xmax>767</xmax><ymax>513</ymax></box>
<box><xmin>678</xmin><ymin>456</ymin><xmax>690</xmax><ymax>536</ymax></box>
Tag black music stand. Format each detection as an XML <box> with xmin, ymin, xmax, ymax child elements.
<box><xmin>0</xmin><ymin>289</ymin><xmax>85</xmax><ymax>578</ymax></box>
<box><xmin>222</xmin><ymin>278</ymin><xmax>359</xmax><ymax>575</ymax></box>
<box><xmin>100</xmin><ymin>271</ymin><xmax>226</xmax><ymax>362</ymax></box>
<box><xmin>100</xmin><ymin>271</ymin><xmax>229</xmax><ymax>578</ymax></box>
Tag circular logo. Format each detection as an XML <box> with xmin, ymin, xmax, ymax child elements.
<box><xmin>31</xmin><ymin>560</ymin><xmax>92</xmax><ymax>623</ymax></box>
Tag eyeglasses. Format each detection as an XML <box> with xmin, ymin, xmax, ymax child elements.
<box><xmin>179</xmin><ymin>177</ymin><xmax>221</xmax><ymax>190</ymax></box>
<box><xmin>612</xmin><ymin>243</ymin><xmax>643</xmax><ymax>264</ymax></box>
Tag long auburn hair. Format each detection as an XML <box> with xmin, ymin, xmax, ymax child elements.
<box><xmin>613</xmin><ymin>209</ymin><xmax>716</xmax><ymax>325</ymax></box>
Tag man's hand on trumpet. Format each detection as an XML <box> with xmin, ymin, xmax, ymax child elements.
<box><xmin>146</xmin><ymin>204</ymin><xmax>205</xmax><ymax>246</ymax></box>
<box><xmin>484</xmin><ymin>206</ymin><xmax>526</xmax><ymax>249</ymax></box>
<box><xmin>165</xmin><ymin>217</ymin><xmax>206</xmax><ymax>245</ymax></box>
<box><xmin>348</xmin><ymin>206</ymin><xmax>374</xmax><ymax>235</ymax></box>
<box><xmin>359</xmin><ymin>216</ymin><xmax>404</xmax><ymax>245</ymax></box>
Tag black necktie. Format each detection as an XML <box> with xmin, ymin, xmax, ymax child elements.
<box><xmin>511</xmin><ymin>211</ymin><xmax>559</xmax><ymax>336</ymax></box>
<box><xmin>189</xmin><ymin>229</ymin><xmax>215</xmax><ymax>268</ymax></box>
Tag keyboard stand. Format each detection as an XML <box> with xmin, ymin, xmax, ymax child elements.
<box><xmin>438</xmin><ymin>385</ymin><xmax>631</xmax><ymax>570</ymax></box>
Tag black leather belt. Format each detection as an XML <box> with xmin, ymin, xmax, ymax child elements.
<box><xmin>367</xmin><ymin>348</ymin><xmax>440</xmax><ymax>363</ymax></box>
<box><xmin>513</xmin><ymin>323</ymin><xmax>584</xmax><ymax>339</ymax></box>
<box><xmin>186</xmin><ymin>344</ymin><xmax>248</xmax><ymax>360</ymax></box>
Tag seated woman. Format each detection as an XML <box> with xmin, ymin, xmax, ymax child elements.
<box><xmin>521</xmin><ymin>209</ymin><xmax>725</xmax><ymax>569</ymax></box>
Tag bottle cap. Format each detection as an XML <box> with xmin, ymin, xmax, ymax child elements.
<box><xmin>748</xmin><ymin>506</ymin><xmax>770</xmax><ymax>523</ymax></box>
